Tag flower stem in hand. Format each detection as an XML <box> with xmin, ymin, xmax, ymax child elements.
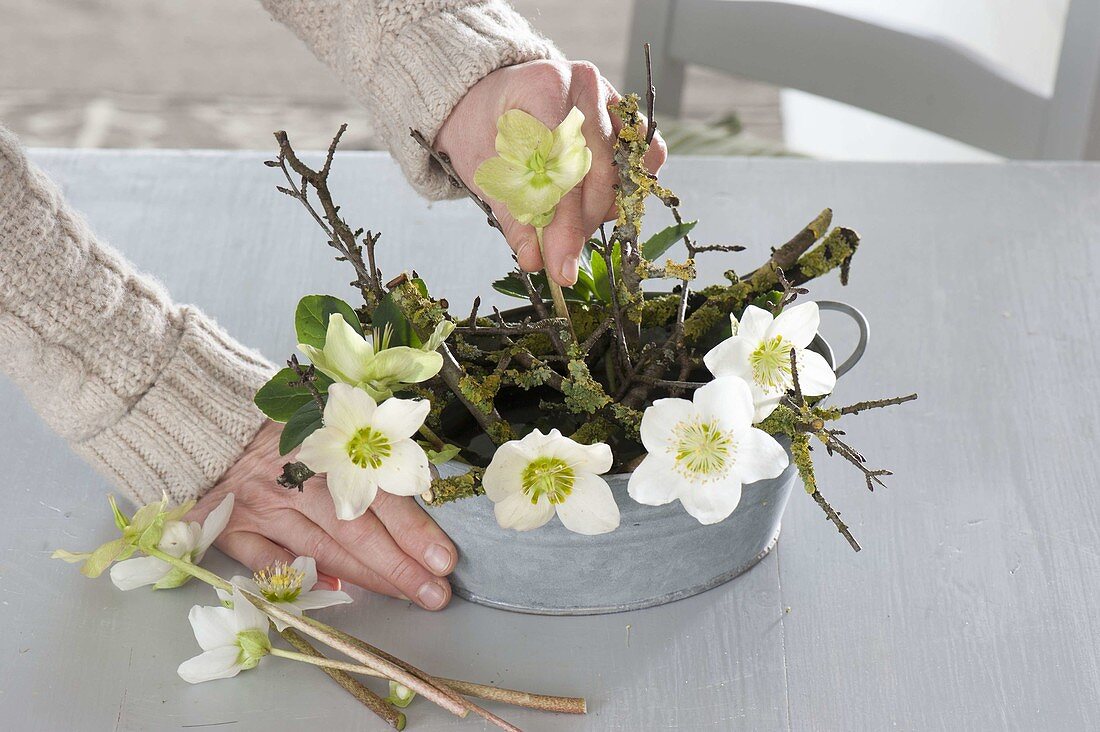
<box><xmin>536</xmin><ymin>227</ymin><xmax>575</xmax><ymax>337</ymax></box>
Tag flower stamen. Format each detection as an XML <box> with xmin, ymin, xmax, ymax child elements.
<box><xmin>345</xmin><ymin>427</ymin><xmax>392</xmax><ymax>469</ymax></box>
<box><xmin>750</xmin><ymin>335</ymin><xmax>794</xmax><ymax>390</ymax></box>
<box><xmin>521</xmin><ymin>457</ymin><xmax>575</xmax><ymax>505</ymax></box>
<box><xmin>672</xmin><ymin>420</ymin><xmax>736</xmax><ymax>481</ymax></box>
<box><xmin>253</xmin><ymin>561</ymin><xmax>305</xmax><ymax>603</ymax></box>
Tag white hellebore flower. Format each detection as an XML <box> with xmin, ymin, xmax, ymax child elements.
<box><xmin>177</xmin><ymin>588</ymin><xmax>271</xmax><ymax>684</ymax></box>
<box><xmin>629</xmin><ymin>376</ymin><xmax>789</xmax><ymax>525</ymax></box>
<box><xmin>703</xmin><ymin>301</ymin><xmax>837</xmax><ymax>422</ymax></box>
<box><xmin>483</xmin><ymin>429</ymin><xmax>620</xmax><ymax>535</ymax></box>
<box><xmin>215</xmin><ymin>556</ymin><xmax>352</xmax><ymax>631</ymax></box>
<box><xmin>297</xmin><ymin>383</ymin><xmax>432</xmax><ymax>520</ymax></box>
<box><xmin>109</xmin><ymin>494</ymin><xmax>235</xmax><ymax>591</ymax></box>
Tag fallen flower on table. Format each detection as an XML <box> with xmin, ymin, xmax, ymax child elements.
<box><xmin>55</xmin><ymin>491</ymin><xmax>588</xmax><ymax>729</ymax></box>
<box><xmin>483</xmin><ymin>428</ymin><xmax>620</xmax><ymax>535</ymax></box>
<box><xmin>215</xmin><ymin>556</ymin><xmax>352</xmax><ymax>631</ymax></box>
<box><xmin>109</xmin><ymin>493</ymin><xmax>234</xmax><ymax>591</ymax></box>
<box><xmin>296</xmin><ymin>382</ymin><xmax>432</xmax><ymax>520</ymax></box>
<box><xmin>178</xmin><ymin>587</ymin><xmax>272</xmax><ymax>684</ymax></box>
<box><xmin>629</xmin><ymin>376</ymin><xmax>790</xmax><ymax>524</ymax></box>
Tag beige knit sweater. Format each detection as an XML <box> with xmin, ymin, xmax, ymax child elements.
<box><xmin>0</xmin><ymin>1</ymin><xmax>555</xmax><ymax>506</ymax></box>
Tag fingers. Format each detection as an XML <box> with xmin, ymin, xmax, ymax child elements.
<box><xmin>501</xmin><ymin>212</ymin><xmax>542</xmax><ymax>272</ymax></box>
<box><xmin>542</xmin><ymin>186</ymin><xmax>588</xmax><ymax>285</ymax></box>
<box><xmin>369</xmin><ymin>492</ymin><xmax>457</xmax><ymax>576</ymax></box>
<box><xmin>275</xmin><ymin>510</ymin><xmax>409</xmax><ymax>601</ymax></box>
<box><xmin>297</xmin><ymin>489</ymin><xmax>452</xmax><ymax>611</ymax></box>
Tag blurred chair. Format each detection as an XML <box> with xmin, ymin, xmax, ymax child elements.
<box><xmin>626</xmin><ymin>0</ymin><xmax>1100</xmax><ymax>159</ymax></box>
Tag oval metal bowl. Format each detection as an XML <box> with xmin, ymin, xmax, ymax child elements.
<box><xmin>421</xmin><ymin>302</ymin><xmax>867</xmax><ymax>615</ymax></box>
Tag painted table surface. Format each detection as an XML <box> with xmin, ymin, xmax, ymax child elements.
<box><xmin>2</xmin><ymin>149</ymin><xmax>1099</xmax><ymax>732</ymax></box>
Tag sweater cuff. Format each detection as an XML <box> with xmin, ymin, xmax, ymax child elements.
<box><xmin>74</xmin><ymin>308</ymin><xmax>273</xmax><ymax>507</ymax></box>
<box><xmin>373</xmin><ymin>1</ymin><xmax>560</xmax><ymax>200</ymax></box>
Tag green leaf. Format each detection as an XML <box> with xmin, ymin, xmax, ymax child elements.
<box><xmin>280</xmin><ymin>400</ymin><xmax>324</xmax><ymax>456</ymax></box>
<box><xmin>491</xmin><ymin>272</ymin><xmax>590</xmax><ymax>303</ymax></box>
<box><xmin>590</xmin><ymin>249</ymin><xmax>612</xmax><ymax>303</ymax></box>
<box><xmin>295</xmin><ymin>295</ymin><xmax>363</xmax><ymax>349</ymax></box>
<box><xmin>423</xmin><ymin>443</ymin><xmax>462</xmax><ymax>465</ymax></box>
<box><xmin>641</xmin><ymin>220</ymin><xmax>698</xmax><ymax>261</ymax></box>
<box><xmin>254</xmin><ymin>368</ymin><xmax>333</xmax><ymax>423</ymax></box>
<box><xmin>371</xmin><ymin>292</ymin><xmax>421</xmax><ymax>348</ymax></box>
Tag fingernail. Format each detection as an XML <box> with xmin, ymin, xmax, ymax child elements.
<box><xmin>425</xmin><ymin>543</ymin><xmax>452</xmax><ymax>574</ymax></box>
<box><xmin>417</xmin><ymin>581</ymin><xmax>447</xmax><ymax>609</ymax></box>
<box><xmin>559</xmin><ymin>256</ymin><xmax>579</xmax><ymax>284</ymax></box>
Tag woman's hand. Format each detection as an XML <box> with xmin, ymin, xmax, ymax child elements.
<box><xmin>435</xmin><ymin>59</ymin><xmax>667</xmax><ymax>287</ymax></box>
<box><xmin>186</xmin><ymin>421</ymin><xmax>457</xmax><ymax>610</ymax></box>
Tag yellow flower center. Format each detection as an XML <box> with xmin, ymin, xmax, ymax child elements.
<box><xmin>346</xmin><ymin>427</ymin><xmax>391</xmax><ymax>469</ymax></box>
<box><xmin>750</xmin><ymin>335</ymin><xmax>795</xmax><ymax>390</ymax></box>
<box><xmin>253</xmin><ymin>561</ymin><xmax>305</xmax><ymax>603</ymax></box>
<box><xmin>673</xmin><ymin>420</ymin><xmax>736</xmax><ymax>481</ymax></box>
<box><xmin>521</xmin><ymin>457</ymin><xmax>575</xmax><ymax>504</ymax></box>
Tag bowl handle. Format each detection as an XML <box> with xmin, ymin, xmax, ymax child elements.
<box><xmin>816</xmin><ymin>301</ymin><xmax>869</xmax><ymax>378</ymax></box>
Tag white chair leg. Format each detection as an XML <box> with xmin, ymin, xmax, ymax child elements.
<box><xmin>625</xmin><ymin>0</ymin><xmax>686</xmax><ymax>116</ymax></box>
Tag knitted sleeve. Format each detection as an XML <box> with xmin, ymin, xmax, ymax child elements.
<box><xmin>0</xmin><ymin>126</ymin><xmax>273</xmax><ymax>507</ymax></box>
<box><xmin>261</xmin><ymin>0</ymin><xmax>559</xmax><ymax>200</ymax></box>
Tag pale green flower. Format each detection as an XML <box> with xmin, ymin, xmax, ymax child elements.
<box><xmin>298</xmin><ymin>313</ymin><xmax>450</xmax><ymax>401</ymax></box>
<box><xmin>474</xmin><ymin>107</ymin><xmax>592</xmax><ymax>228</ymax></box>
<box><xmin>109</xmin><ymin>494</ymin><xmax>235</xmax><ymax>591</ymax></box>
<box><xmin>52</xmin><ymin>493</ymin><xmax>197</xmax><ymax>578</ymax></box>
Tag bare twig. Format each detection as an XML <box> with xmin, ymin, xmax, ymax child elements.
<box><xmin>410</xmin><ymin>128</ymin><xmax>502</xmax><ymax>232</ymax></box>
<box><xmin>810</xmin><ymin>486</ymin><xmax>862</xmax><ymax>552</ymax></box>
<box><xmin>840</xmin><ymin>393</ymin><xmax>918</xmax><ymax>415</ymax></box>
<box><xmin>643</xmin><ymin>43</ymin><xmax>658</xmax><ymax>146</ymax></box>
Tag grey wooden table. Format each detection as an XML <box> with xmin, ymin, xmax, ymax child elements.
<box><xmin>3</xmin><ymin>149</ymin><xmax>1099</xmax><ymax>731</ymax></box>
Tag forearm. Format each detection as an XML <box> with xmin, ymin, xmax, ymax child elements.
<box><xmin>0</xmin><ymin>126</ymin><xmax>273</xmax><ymax>506</ymax></box>
<box><xmin>261</xmin><ymin>0</ymin><xmax>559</xmax><ymax>199</ymax></box>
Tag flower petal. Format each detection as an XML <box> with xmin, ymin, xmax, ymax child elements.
<box><xmin>769</xmin><ymin>301</ymin><xmax>819</xmax><ymax>349</ymax></box>
<box><xmin>545</xmin><ymin>437</ymin><xmax>612</xmax><ymax>475</ymax></box>
<box><xmin>555</xmin><ymin>473</ymin><xmax>619</xmax><ymax>535</ymax></box>
<box><xmin>322</xmin><ymin>314</ymin><xmax>375</xmax><ymax>384</ymax></box>
<box><xmin>178</xmin><ymin>646</ymin><xmax>244</xmax><ymax>684</ymax></box>
<box><xmin>473</xmin><ymin>157</ymin><xmax>533</xmax><ymax>208</ymax></box>
<box><xmin>482</xmin><ymin>440</ymin><xmax>537</xmax><ymax>501</ymax></box>
<box><xmin>677</xmin><ymin>479</ymin><xmax>744</xmax><ymax>525</ymax></box>
<box><xmin>752</xmin><ymin>393</ymin><xmax>783</xmax><ymax>423</ymax></box>
<box><xmin>372</xmin><ymin>396</ymin><xmax>430</xmax><ymax>441</ymax></box>
<box><xmin>297</xmin><ymin>426</ymin><xmax>351</xmax><ymax>474</ymax></box>
<box><xmin>366</xmin><ymin>347</ymin><xmax>443</xmax><ymax>386</ymax></box>
<box><xmin>795</xmin><ymin>349</ymin><xmax>837</xmax><ymax>397</ymax></box>
<box><xmin>692</xmin><ymin>376</ymin><xmax>755</xmax><ymax>431</ymax></box>
<box><xmin>731</xmin><ymin>428</ymin><xmax>790</xmax><ymax>485</ymax></box>
<box><xmin>494</xmin><ymin>108</ymin><xmax>552</xmax><ymax>165</ymax></box>
<box><xmin>292</xmin><ymin>589</ymin><xmax>354</xmax><ymax>613</ymax></box>
<box><xmin>195</xmin><ymin>493</ymin><xmax>235</xmax><ymax>560</ymax></box>
<box><xmin>188</xmin><ymin>605</ymin><xmax>237</xmax><ymax>651</ymax></box>
<box><xmin>547</xmin><ymin>109</ymin><xmax>591</xmax><ymax>192</ymax></box>
<box><xmin>109</xmin><ymin>556</ymin><xmax>171</xmax><ymax>591</ymax></box>
<box><xmin>230</xmin><ymin>589</ymin><xmax>270</xmax><ymax>633</ymax></box>
<box><xmin>639</xmin><ymin>397</ymin><xmax>696</xmax><ymax>454</ymax></box>
<box><xmin>493</xmin><ymin>490</ymin><xmax>555</xmax><ymax>532</ymax></box>
<box><xmin>326</xmin><ymin>462</ymin><xmax>378</xmax><ymax>520</ymax></box>
<box><xmin>702</xmin><ymin>336</ymin><xmax>756</xmax><ymax>380</ymax></box>
<box><xmin>324</xmin><ymin>383</ymin><xmax>377</xmax><ymax>435</ymax></box>
<box><xmin>291</xmin><ymin>556</ymin><xmax>319</xmax><ymax>592</ymax></box>
<box><xmin>736</xmin><ymin>305</ymin><xmax>773</xmax><ymax>342</ymax></box>
<box><xmin>372</xmin><ymin>439</ymin><xmax>432</xmax><ymax>497</ymax></box>
<box><xmin>627</xmin><ymin>454</ymin><xmax>683</xmax><ymax>506</ymax></box>
<box><xmin>215</xmin><ymin>576</ymin><xmax>259</xmax><ymax>606</ymax></box>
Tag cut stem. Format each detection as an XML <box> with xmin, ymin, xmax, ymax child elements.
<box><xmin>277</xmin><ymin>632</ymin><xmax>406</xmax><ymax>730</ymax></box>
<box><xmin>536</xmin><ymin>227</ymin><xmax>574</xmax><ymax>337</ymax></box>
<box><xmin>270</xmin><ymin>645</ymin><xmax>585</xmax><ymax>714</ymax></box>
<box><xmin>144</xmin><ymin>548</ymin><xmax>401</xmax><ymax>728</ymax></box>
